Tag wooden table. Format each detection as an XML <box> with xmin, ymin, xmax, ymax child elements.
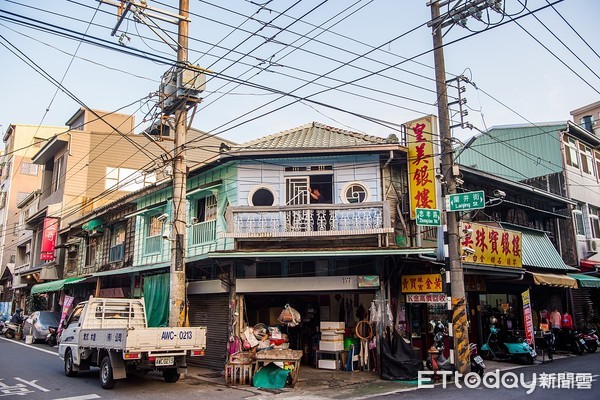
<box><xmin>254</xmin><ymin>349</ymin><xmax>303</xmax><ymax>387</ymax></box>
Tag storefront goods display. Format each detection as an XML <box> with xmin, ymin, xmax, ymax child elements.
<box><xmin>254</xmin><ymin>349</ymin><xmax>303</xmax><ymax>387</ymax></box>
<box><xmin>278</xmin><ymin>304</ymin><xmax>301</xmax><ymax>327</ymax></box>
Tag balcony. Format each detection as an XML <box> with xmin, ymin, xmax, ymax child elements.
<box><xmin>189</xmin><ymin>219</ymin><xmax>217</xmax><ymax>245</ymax></box>
<box><xmin>223</xmin><ymin>201</ymin><xmax>393</xmax><ymax>241</ymax></box>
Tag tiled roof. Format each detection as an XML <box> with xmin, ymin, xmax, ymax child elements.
<box><xmin>238</xmin><ymin>122</ymin><xmax>388</xmax><ymax>150</ymax></box>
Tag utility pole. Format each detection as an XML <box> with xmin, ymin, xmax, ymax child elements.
<box><xmin>430</xmin><ymin>0</ymin><xmax>469</xmax><ymax>375</ymax></box>
<box><xmin>169</xmin><ymin>0</ymin><xmax>189</xmax><ymax>327</ymax></box>
<box><xmin>428</xmin><ymin>0</ymin><xmax>502</xmax><ymax>375</ymax></box>
<box><xmin>101</xmin><ymin>0</ymin><xmax>195</xmax><ymax>327</ymax></box>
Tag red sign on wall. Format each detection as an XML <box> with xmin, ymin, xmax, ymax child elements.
<box><xmin>41</xmin><ymin>217</ymin><xmax>59</xmax><ymax>261</ymax></box>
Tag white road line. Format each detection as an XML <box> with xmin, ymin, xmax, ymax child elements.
<box><xmin>51</xmin><ymin>395</ymin><xmax>100</xmax><ymax>400</ymax></box>
<box><xmin>0</xmin><ymin>336</ymin><xmax>59</xmax><ymax>356</ymax></box>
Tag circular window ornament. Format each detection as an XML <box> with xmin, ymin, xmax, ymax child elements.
<box><xmin>341</xmin><ymin>182</ymin><xmax>370</xmax><ymax>204</ymax></box>
<box><xmin>248</xmin><ymin>186</ymin><xmax>277</xmax><ymax>206</ymax></box>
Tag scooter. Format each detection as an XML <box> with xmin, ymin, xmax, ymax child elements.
<box><xmin>3</xmin><ymin>322</ymin><xmax>22</xmax><ymax>339</ymax></box>
<box><xmin>470</xmin><ymin>343</ymin><xmax>486</xmax><ymax>376</ymax></box>
<box><xmin>580</xmin><ymin>328</ymin><xmax>599</xmax><ymax>353</ymax></box>
<box><xmin>555</xmin><ymin>329</ymin><xmax>587</xmax><ymax>355</ymax></box>
<box><xmin>480</xmin><ymin>326</ymin><xmax>536</xmax><ymax>364</ymax></box>
<box><xmin>426</xmin><ymin>321</ymin><xmax>454</xmax><ymax>374</ymax></box>
<box><xmin>46</xmin><ymin>326</ymin><xmax>58</xmax><ymax>347</ymax></box>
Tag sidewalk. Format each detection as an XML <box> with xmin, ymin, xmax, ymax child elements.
<box><xmin>183</xmin><ymin>354</ymin><xmax>575</xmax><ymax>399</ymax></box>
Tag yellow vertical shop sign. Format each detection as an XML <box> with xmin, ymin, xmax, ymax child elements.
<box><xmin>406</xmin><ymin>116</ymin><xmax>437</xmax><ymax>219</ymax></box>
<box><xmin>460</xmin><ymin>222</ymin><xmax>523</xmax><ymax>268</ymax></box>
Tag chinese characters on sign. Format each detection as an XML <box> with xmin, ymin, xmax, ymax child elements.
<box><xmin>415</xmin><ymin>207</ymin><xmax>441</xmax><ymax>226</ymax></box>
<box><xmin>406</xmin><ymin>293</ymin><xmax>447</xmax><ymax>303</ymax></box>
<box><xmin>401</xmin><ymin>273</ymin><xmax>443</xmax><ymax>293</ymax></box>
<box><xmin>40</xmin><ymin>217</ymin><xmax>59</xmax><ymax>261</ymax></box>
<box><xmin>406</xmin><ymin>116</ymin><xmax>438</xmax><ymax>219</ymax></box>
<box><xmin>522</xmin><ymin>289</ymin><xmax>535</xmax><ymax>348</ymax></box>
<box><xmin>461</xmin><ymin>222</ymin><xmax>523</xmax><ymax>268</ymax></box>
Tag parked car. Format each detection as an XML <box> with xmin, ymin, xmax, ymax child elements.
<box><xmin>23</xmin><ymin>311</ymin><xmax>61</xmax><ymax>343</ymax></box>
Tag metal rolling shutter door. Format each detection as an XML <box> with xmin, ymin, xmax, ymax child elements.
<box><xmin>571</xmin><ymin>288</ymin><xmax>592</xmax><ymax>329</ymax></box>
<box><xmin>188</xmin><ymin>294</ymin><xmax>230</xmax><ymax>370</ymax></box>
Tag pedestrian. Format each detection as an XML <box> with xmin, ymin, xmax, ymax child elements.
<box><xmin>549</xmin><ymin>306</ymin><xmax>562</xmax><ymax>334</ymax></box>
<box><xmin>308</xmin><ymin>186</ymin><xmax>324</xmax><ymax>203</ymax></box>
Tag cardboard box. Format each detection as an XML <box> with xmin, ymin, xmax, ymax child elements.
<box><xmin>319</xmin><ymin>340</ymin><xmax>345</xmax><ymax>351</ymax></box>
<box><xmin>320</xmin><ymin>332</ymin><xmax>344</xmax><ymax>341</ymax></box>
<box><xmin>320</xmin><ymin>321</ymin><xmax>345</xmax><ymax>330</ymax></box>
<box><xmin>318</xmin><ymin>359</ymin><xmax>339</xmax><ymax>370</ymax></box>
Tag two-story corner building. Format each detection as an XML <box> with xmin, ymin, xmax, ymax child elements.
<box><xmin>46</xmin><ymin>121</ymin><xmax>436</xmax><ymax>370</ymax></box>
<box><xmin>0</xmin><ymin>124</ymin><xmax>66</xmax><ymax>310</ymax></box>
<box><xmin>456</xmin><ymin>119</ymin><xmax>600</xmax><ymax>271</ymax></box>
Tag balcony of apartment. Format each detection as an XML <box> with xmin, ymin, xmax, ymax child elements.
<box><xmin>222</xmin><ymin>201</ymin><xmax>393</xmax><ymax>246</ymax></box>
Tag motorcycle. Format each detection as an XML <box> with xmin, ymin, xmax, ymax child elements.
<box><xmin>470</xmin><ymin>343</ymin><xmax>485</xmax><ymax>377</ymax></box>
<box><xmin>580</xmin><ymin>328</ymin><xmax>599</xmax><ymax>353</ymax></box>
<box><xmin>426</xmin><ymin>331</ymin><xmax>453</xmax><ymax>372</ymax></box>
<box><xmin>426</xmin><ymin>321</ymin><xmax>453</xmax><ymax>373</ymax></box>
<box><xmin>46</xmin><ymin>326</ymin><xmax>58</xmax><ymax>347</ymax></box>
<box><xmin>480</xmin><ymin>326</ymin><xmax>536</xmax><ymax>364</ymax></box>
<box><xmin>4</xmin><ymin>322</ymin><xmax>22</xmax><ymax>339</ymax></box>
<box><xmin>555</xmin><ymin>329</ymin><xmax>587</xmax><ymax>355</ymax></box>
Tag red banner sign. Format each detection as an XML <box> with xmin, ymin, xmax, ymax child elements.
<box><xmin>522</xmin><ymin>289</ymin><xmax>535</xmax><ymax>349</ymax></box>
<box><xmin>41</xmin><ymin>217</ymin><xmax>59</xmax><ymax>261</ymax></box>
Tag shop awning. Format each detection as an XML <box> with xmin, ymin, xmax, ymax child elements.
<box><xmin>568</xmin><ymin>273</ymin><xmax>600</xmax><ymax>288</ymax></box>
<box><xmin>92</xmin><ymin>263</ymin><xmax>170</xmax><ymax>277</ymax></box>
<box><xmin>82</xmin><ymin>218</ymin><xmax>103</xmax><ymax>231</ymax></box>
<box><xmin>580</xmin><ymin>259</ymin><xmax>600</xmax><ymax>272</ymax></box>
<box><xmin>501</xmin><ymin>224</ymin><xmax>575</xmax><ymax>271</ymax></box>
<box><xmin>30</xmin><ymin>276</ymin><xmax>87</xmax><ymax>294</ymax></box>
<box><xmin>530</xmin><ymin>272</ymin><xmax>578</xmax><ymax>288</ymax></box>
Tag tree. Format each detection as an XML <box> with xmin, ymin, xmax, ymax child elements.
<box><xmin>25</xmin><ymin>294</ymin><xmax>48</xmax><ymax>314</ymax></box>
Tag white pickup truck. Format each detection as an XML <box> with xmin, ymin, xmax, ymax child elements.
<box><xmin>58</xmin><ymin>297</ymin><xmax>206</xmax><ymax>389</ymax></box>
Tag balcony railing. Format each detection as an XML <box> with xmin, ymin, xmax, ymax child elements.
<box><xmin>188</xmin><ymin>219</ymin><xmax>217</xmax><ymax>245</ymax></box>
<box><xmin>109</xmin><ymin>243</ymin><xmax>125</xmax><ymax>262</ymax></box>
<box><xmin>223</xmin><ymin>201</ymin><xmax>392</xmax><ymax>239</ymax></box>
<box><xmin>144</xmin><ymin>235</ymin><xmax>163</xmax><ymax>255</ymax></box>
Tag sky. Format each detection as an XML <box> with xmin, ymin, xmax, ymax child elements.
<box><xmin>0</xmin><ymin>0</ymin><xmax>598</xmax><ymax>154</ymax></box>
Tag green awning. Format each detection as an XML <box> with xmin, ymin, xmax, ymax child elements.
<box><xmin>30</xmin><ymin>277</ymin><xmax>87</xmax><ymax>294</ymax></box>
<box><xmin>501</xmin><ymin>224</ymin><xmax>575</xmax><ymax>271</ymax></box>
<box><xmin>568</xmin><ymin>273</ymin><xmax>600</xmax><ymax>288</ymax></box>
<box><xmin>82</xmin><ymin>218</ymin><xmax>103</xmax><ymax>231</ymax></box>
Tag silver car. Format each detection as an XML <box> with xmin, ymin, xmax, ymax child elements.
<box><xmin>22</xmin><ymin>311</ymin><xmax>61</xmax><ymax>342</ymax></box>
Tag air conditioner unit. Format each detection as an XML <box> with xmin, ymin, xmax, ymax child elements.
<box><xmin>588</xmin><ymin>238</ymin><xmax>600</xmax><ymax>252</ymax></box>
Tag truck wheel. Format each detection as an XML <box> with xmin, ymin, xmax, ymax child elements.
<box><xmin>162</xmin><ymin>368</ymin><xmax>180</xmax><ymax>383</ymax></box>
<box><xmin>100</xmin><ymin>356</ymin><xmax>116</xmax><ymax>389</ymax></box>
<box><xmin>64</xmin><ymin>349</ymin><xmax>78</xmax><ymax>377</ymax></box>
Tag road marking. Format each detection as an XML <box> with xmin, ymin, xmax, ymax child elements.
<box><xmin>15</xmin><ymin>377</ymin><xmax>50</xmax><ymax>392</ymax></box>
<box><xmin>0</xmin><ymin>336</ymin><xmax>59</xmax><ymax>356</ymax></box>
<box><xmin>52</xmin><ymin>395</ymin><xmax>100</xmax><ymax>400</ymax></box>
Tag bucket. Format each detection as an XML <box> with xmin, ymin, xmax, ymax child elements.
<box><xmin>344</xmin><ymin>337</ymin><xmax>359</xmax><ymax>351</ymax></box>
<box><xmin>25</xmin><ymin>335</ymin><xmax>33</xmax><ymax>345</ymax></box>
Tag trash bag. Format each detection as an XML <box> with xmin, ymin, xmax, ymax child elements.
<box><xmin>380</xmin><ymin>329</ymin><xmax>423</xmax><ymax>380</ymax></box>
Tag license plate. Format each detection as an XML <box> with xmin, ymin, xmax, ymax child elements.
<box><xmin>580</xmin><ymin>339</ymin><xmax>586</xmax><ymax>345</ymax></box>
<box><xmin>155</xmin><ymin>356</ymin><xmax>174</xmax><ymax>366</ymax></box>
<box><xmin>474</xmin><ymin>356</ymin><xmax>483</xmax><ymax>363</ymax></box>
<box><xmin>530</xmin><ymin>350</ymin><xmax>537</xmax><ymax>357</ymax></box>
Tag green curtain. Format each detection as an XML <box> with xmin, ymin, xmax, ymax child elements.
<box><xmin>143</xmin><ymin>273</ymin><xmax>170</xmax><ymax>327</ymax></box>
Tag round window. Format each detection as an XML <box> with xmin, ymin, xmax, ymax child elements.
<box><xmin>343</xmin><ymin>183</ymin><xmax>369</xmax><ymax>204</ymax></box>
<box><xmin>250</xmin><ymin>187</ymin><xmax>276</xmax><ymax>206</ymax></box>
